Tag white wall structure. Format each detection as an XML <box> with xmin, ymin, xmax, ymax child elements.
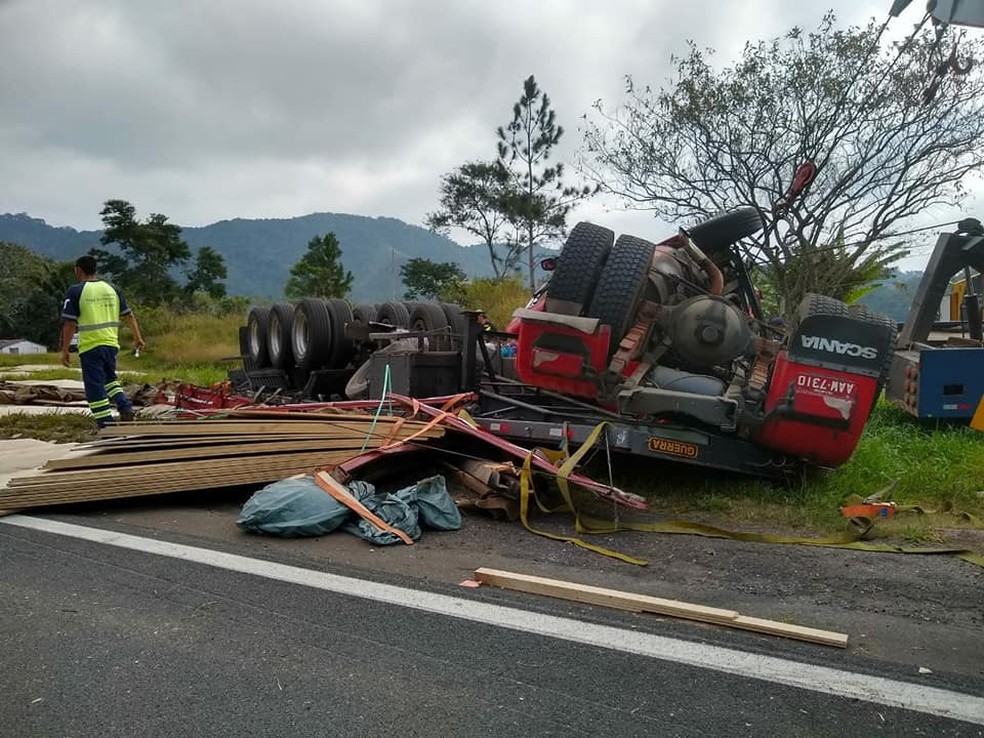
<box><xmin>0</xmin><ymin>339</ymin><xmax>48</xmax><ymax>355</ymax></box>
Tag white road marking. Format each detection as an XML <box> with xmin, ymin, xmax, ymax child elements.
<box><xmin>4</xmin><ymin>514</ymin><xmax>983</xmax><ymax>725</ymax></box>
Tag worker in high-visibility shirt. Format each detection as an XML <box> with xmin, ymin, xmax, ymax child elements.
<box><xmin>60</xmin><ymin>255</ymin><xmax>145</xmax><ymax>427</ymax></box>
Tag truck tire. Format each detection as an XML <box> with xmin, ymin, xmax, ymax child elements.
<box><xmin>351</xmin><ymin>303</ymin><xmax>378</xmax><ymax>327</ymax></box>
<box><xmin>267</xmin><ymin>302</ymin><xmax>296</xmax><ymax>371</ymax></box>
<box><xmin>440</xmin><ymin>303</ymin><xmax>467</xmax><ymax>349</ymax></box>
<box><xmin>687</xmin><ymin>207</ymin><xmax>763</xmax><ymax>255</ymax></box>
<box><xmin>291</xmin><ymin>298</ymin><xmax>332</xmax><ymax>372</ymax></box>
<box><xmin>409</xmin><ymin>303</ymin><xmax>451</xmax><ymax>350</ymax></box>
<box><xmin>246</xmin><ymin>307</ymin><xmax>271</xmax><ymax>368</ymax></box>
<box><xmin>325</xmin><ymin>299</ymin><xmax>356</xmax><ymax>369</ymax></box>
<box><xmin>586</xmin><ymin>235</ymin><xmax>656</xmax><ymax>357</ymax></box>
<box><xmin>545</xmin><ymin>222</ymin><xmax>615</xmax><ymax>315</ymax></box>
<box><xmin>377</xmin><ymin>300</ymin><xmax>410</xmax><ymax>328</ymax></box>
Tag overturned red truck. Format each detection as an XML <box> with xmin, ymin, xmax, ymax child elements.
<box><xmin>235</xmin><ymin>208</ymin><xmax>896</xmax><ymax>480</ymax></box>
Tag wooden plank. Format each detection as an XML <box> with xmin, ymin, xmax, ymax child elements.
<box><xmin>97</xmin><ymin>421</ymin><xmax>443</xmax><ymax>438</ymax></box>
<box><xmin>7</xmin><ymin>449</ymin><xmax>350</xmax><ymax>487</ymax></box>
<box><xmin>81</xmin><ymin>434</ymin><xmax>326</xmax><ymax>449</ymax></box>
<box><xmin>473</xmin><ymin>568</ymin><xmax>738</xmax><ymax>623</ymax></box>
<box><xmin>0</xmin><ymin>451</ymin><xmax>354</xmax><ymax>508</ymax></box>
<box><xmin>473</xmin><ymin>568</ymin><xmax>849</xmax><ymax>648</ymax></box>
<box><xmin>43</xmin><ymin>438</ymin><xmax>390</xmax><ymax>470</ymax></box>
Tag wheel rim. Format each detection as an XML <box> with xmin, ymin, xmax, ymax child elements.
<box><xmin>293</xmin><ymin>310</ymin><xmax>309</xmax><ymax>359</ymax></box>
<box><xmin>269</xmin><ymin>315</ymin><xmax>282</xmax><ymax>358</ymax></box>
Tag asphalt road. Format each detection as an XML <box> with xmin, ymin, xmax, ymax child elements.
<box><xmin>2</xmin><ymin>515</ymin><xmax>982</xmax><ymax>738</ymax></box>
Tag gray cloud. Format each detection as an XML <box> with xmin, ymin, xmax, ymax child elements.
<box><xmin>0</xmin><ymin>0</ymin><xmax>905</xmax><ymax>238</ymax></box>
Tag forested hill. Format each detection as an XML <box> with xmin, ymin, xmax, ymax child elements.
<box><xmin>0</xmin><ymin>211</ymin><xmax>495</xmax><ymax>300</ymax></box>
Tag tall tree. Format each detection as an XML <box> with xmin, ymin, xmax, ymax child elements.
<box><xmin>0</xmin><ymin>243</ymin><xmax>74</xmax><ymax>347</ymax></box>
<box><xmin>184</xmin><ymin>246</ymin><xmax>228</xmax><ymax>299</ymax></box>
<box><xmin>400</xmin><ymin>257</ymin><xmax>466</xmax><ymax>300</ymax></box>
<box><xmin>497</xmin><ymin>75</ymin><xmax>596</xmax><ymax>290</ymax></box>
<box><xmin>425</xmin><ymin>161</ymin><xmax>521</xmax><ymax>279</ymax></box>
<box><xmin>93</xmin><ymin>199</ymin><xmax>192</xmax><ymax>304</ymax></box>
<box><xmin>581</xmin><ymin>14</ymin><xmax>984</xmax><ymax>313</ymax></box>
<box><xmin>285</xmin><ymin>232</ymin><xmax>354</xmax><ymax>299</ymax></box>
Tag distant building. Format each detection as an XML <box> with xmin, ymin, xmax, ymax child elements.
<box><xmin>0</xmin><ymin>338</ymin><xmax>48</xmax><ymax>355</ymax></box>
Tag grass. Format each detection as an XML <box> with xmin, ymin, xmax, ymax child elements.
<box><xmin>578</xmin><ymin>399</ymin><xmax>984</xmax><ymax>545</ymax></box>
<box><xmin>0</xmin><ymin>412</ymin><xmax>98</xmax><ymax>444</ymax></box>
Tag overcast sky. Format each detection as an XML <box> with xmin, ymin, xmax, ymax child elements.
<box><xmin>0</xmin><ymin>0</ymin><xmax>956</xmax><ymax>267</ymax></box>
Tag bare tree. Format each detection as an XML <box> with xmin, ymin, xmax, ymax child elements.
<box><xmin>581</xmin><ymin>13</ymin><xmax>984</xmax><ymax>312</ymax></box>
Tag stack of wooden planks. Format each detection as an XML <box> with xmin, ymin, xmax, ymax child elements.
<box><xmin>0</xmin><ymin>411</ymin><xmax>444</xmax><ymax>511</ymax></box>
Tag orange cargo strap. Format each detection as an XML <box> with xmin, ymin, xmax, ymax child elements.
<box><xmin>314</xmin><ymin>470</ymin><xmax>414</xmax><ymax>545</ymax></box>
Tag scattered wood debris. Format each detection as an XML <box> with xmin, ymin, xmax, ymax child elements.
<box><xmin>0</xmin><ymin>411</ymin><xmax>444</xmax><ymax>511</ymax></box>
<box><xmin>473</xmin><ymin>567</ymin><xmax>849</xmax><ymax>648</ymax></box>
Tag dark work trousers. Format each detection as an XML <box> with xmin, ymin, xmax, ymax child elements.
<box><xmin>79</xmin><ymin>345</ymin><xmax>133</xmax><ymax>427</ymax></box>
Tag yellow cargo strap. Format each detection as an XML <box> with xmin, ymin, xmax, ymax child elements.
<box><xmin>519</xmin><ymin>421</ymin><xmax>984</xmax><ymax>568</ymax></box>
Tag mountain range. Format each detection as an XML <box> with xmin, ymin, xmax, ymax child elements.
<box><xmin>0</xmin><ymin>211</ymin><xmax>498</xmax><ymax>301</ymax></box>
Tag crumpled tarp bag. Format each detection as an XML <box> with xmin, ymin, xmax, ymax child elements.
<box><xmin>412</xmin><ymin>475</ymin><xmax>462</xmax><ymax>531</ymax></box>
<box><xmin>341</xmin><ymin>480</ymin><xmax>423</xmax><ymax>546</ymax></box>
<box><xmin>340</xmin><ymin>476</ymin><xmax>461</xmax><ymax>544</ymax></box>
<box><xmin>236</xmin><ymin>476</ymin><xmax>349</xmax><ymax>537</ymax></box>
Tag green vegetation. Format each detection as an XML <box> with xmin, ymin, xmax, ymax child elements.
<box><xmin>455</xmin><ymin>274</ymin><xmax>531</xmax><ymax>330</ymax></box>
<box><xmin>93</xmin><ymin>199</ymin><xmax>227</xmax><ymax>304</ymax></box>
<box><xmin>284</xmin><ymin>232</ymin><xmax>354</xmax><ymax>299</ymax></box>
<box><xmin>585</xmin><ymin>399</ymin><xmax>984</xmax><ymax>541</ymax></box>
<box><xmin>400</xmin><ymin>257</ymin><xmax>466</xmax><ymax>300</ymax></box>
<box><xmin>0</xmin><ymin>412</ymin><xmax>97</xmax><ymax>444</ymax></box>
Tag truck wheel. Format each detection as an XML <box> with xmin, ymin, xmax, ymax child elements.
<box><xmin>687</xmin><ymin>207</ymin><xmax>763</xmax><ymax>255</ymax></box>
<box><xmin>325</xmin><ymin>299</ymin><xmax>356</xmax><ymax>369</ymax></box>
<box><xmin>292</xmin><ymin>298</ymin><xmax>332</xmax><ymax>372</ymax></box>
<box><xmin>267</xmin><ymin>302</ymin><xmax>296</xmax><ymax>371</ymax></box>
<box><xmin>351</xmin><ymin>303</ymin><xmax>377</xmax><ymax>327</ymax></box>
<box><xmin>587</xmin><ymin>235</ymin><xmax>656</xmax><ymax>357</ymax></box>
<box><xmin>545</xmin><ymin>222</ymin><xmax>615</xmax><ymax>315</ymax></box>
<box><xmin>409</xmin><ymin>303</ymin><xmax>451</xmax><ymax>350</ymax></box>
<box><xmin>439</xmin><ymin>303</ymin><xmax>467</xmax><ymax>349</ymax></box>
<box><xmin>246</xmin><ymin>307</ymin><xmax>271</xmax><ymax>368</ymax></box>
<box><xmin>377</xmin><ymin>300</ymin><xmax>410</xmax><ymax>328</ymax></box>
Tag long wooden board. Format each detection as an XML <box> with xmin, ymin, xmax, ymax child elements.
<box><xmin>98</xmin><ymin>421</ymin><xmax>443</xmax><ymax>438</ymax></box>
<box><xmin>0</xmin><ymin>450</ymin><xmax>354</xmax><ymax>508</ymax></box>
<box><xmin>473</xmin><ymin>567</ymin><xmax>849</xmax><ymax>648</ymax></box>
<box><xmin>44</xmin><ymin>438</ymin><xmax>396</xmax><ymax>470</ymax></box>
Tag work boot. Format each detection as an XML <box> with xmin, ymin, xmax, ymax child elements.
<box><xmin>118</xmin><ymin>406</ymin><xmax>135</xmax><ymax>422</ymax></box>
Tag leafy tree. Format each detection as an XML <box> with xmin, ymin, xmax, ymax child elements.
<box><xmin>497</xmin><ymin>75</ymin><xmax>596</xmax><ymax>290</ymax></box>
<box><xmin>92</xmin><ymin>200</ymin><xmax>193</xmax><ymax>304</ymax></box>
<box><xmin>400</xmin><ymin>257</ymin><xmax>466</xmax><ymax>300</ymax></box>
<box><xmin>184</xmin><ymin>246</ymin><xmax>228</xmax><ymax>299</ymax></box>
<box><xmin>0</xmin><ymin>243</ymin><xmax>74</xmax><ymax>347</ymax></box>
<box><xmin>425</xmin><ymin>161</ymin><xmax>521</xmax><ymax>279</ymax></box>
<box><xmin>285</xmin><ymin>232</ymin><xmax>354</xmax><ymax>299</ymax></box>
<box><xmin>582</xmin><ymin>14</ymin><xmax>984</xmax><ymax>313</ymax></box>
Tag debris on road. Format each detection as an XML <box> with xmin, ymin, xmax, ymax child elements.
<box><xmin>0</xmin><ymin>411</ymin><xmax>445</xmax><ymax>511</ymax></box>
<box><xmin>237</xmin><ymin>473</ymin><xmax>461</xmax><ymax>544</ymax></box>
<box><xmin>472</xmin><ymin>567</ymin><xmax>850</xmax><ymax>648</ymax></box>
